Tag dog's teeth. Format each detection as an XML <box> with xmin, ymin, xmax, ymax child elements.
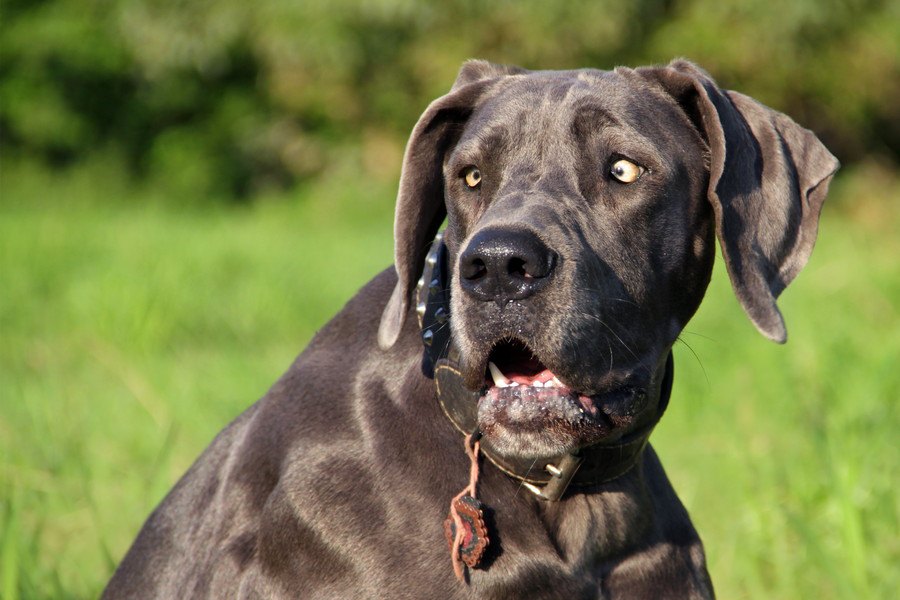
<box><xmin>532</xmin><ymin>380</ymin><xmax>543</xmax><ymax>388</ymax></box>
<box><xmin>488</xmin><ymin>362</ymin><xmax>510</xmax><ymax>388</ymax></box>
<box><xmin>550</xmin><ymin>376</ymin><xmax>563</xmax><ymax>388</ymax></box>
<box><xmin>543</xmin><ymin>379</ymin><xmax>555</xmax><ymax>388</ymax></box>
<box><xmin>510</xmin><ymin>382</ymin><xmax>520</xmax><ymax>387</ymax></box>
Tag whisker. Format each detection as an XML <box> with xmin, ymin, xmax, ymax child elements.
<box><xmin>427</xmin><ymin>320</ymin><xmax>451</xmax><ymax>336</ymax></box>
<box><xmin>568</xmin><ymin>286</ymin><xmax>640</xmax><ymax>308</ymax></box>
<box><xmin>679</xmin><ymin>329</ymin><xmax>718</xmax><ymax>343</ymax></box>
<box><xmin>513</xmin><ymin>458</ymin><xmax>539</xmax><ymax>499</ymax></box>
<box><xmin>570</xmin><ymin>309</ymin><xmax>640</xmax><ymax>361</ymax></box>
<box><xmin>422</xmin><ymin>299</ymin><xmax>453</xmax><ymax>310</ymax></box>
<box><xmin>676</xmin><ymin>336</ymin><xmax>709</xmax><ymax>387</ymax></box>
<box><xmin>436</xmin><ymin>328</ymin><xmax>454</xmax><ymax>359</ymax></box>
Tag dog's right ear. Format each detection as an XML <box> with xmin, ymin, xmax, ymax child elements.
<box><xmin>378</xmin><ymin>62</ymin><xmax>522</xmax><ymax>349</ymax></box>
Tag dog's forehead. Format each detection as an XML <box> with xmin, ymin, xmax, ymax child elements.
<box><xmin>454</xmin><ymin>68</ymin><xmax>679</xmax><ymax>157</ymax></box>
<box><xmin>475</xmin><ymin>69</ymin><xmax>656</xmax><ymax>125</ymax></box>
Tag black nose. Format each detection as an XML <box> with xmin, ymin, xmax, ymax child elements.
<box><xmin>459</xmin><ymin>227</ymin><xmax>557</xmax><ymax>303</ymax></box>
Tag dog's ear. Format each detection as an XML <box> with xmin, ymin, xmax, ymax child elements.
<box><xmin>638</xmin><ymin>60</ymin><xmax>839</xmax><ymax>343</ymax></box>
<box><xmin>378</xmin><ymin>63</ymin><xmax>521</xmax><ymax>349</ymax></box>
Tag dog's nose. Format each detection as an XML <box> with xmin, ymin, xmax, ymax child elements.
<box><xmin>459</xmin><ymin>227</ymin><xmax>557</xmax><ymax>303</ymax></box>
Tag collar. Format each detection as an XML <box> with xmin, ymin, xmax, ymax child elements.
<box><xmin>416</xmin><ymin>232</ymin><xmax>673</xmax><ymax>501</ymax></box>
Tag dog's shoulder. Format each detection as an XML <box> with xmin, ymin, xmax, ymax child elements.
<box><xmin>105</xmin><ymin>268</ymin><xmax>438</xmax><ymax>597</ymax></box>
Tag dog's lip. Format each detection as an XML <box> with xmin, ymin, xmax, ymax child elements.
<box><xmin>485</xmin><ymin>362</ymin><xmax>610</xmax><ymax>417</ymax></box>
<box><xmin>481</xmin><ymin>340</ymin><xmax>602</xmax><ymax>417</ymax></box>
<box><xmin>478</xmin><ymin>338</ymin><xmax>649</xmax><ymax>424</ymax></box>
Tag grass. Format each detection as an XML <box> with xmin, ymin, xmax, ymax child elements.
<box><xmin>1</xmin><ymin>164</ymin><xmax>898</xmax><ymax>598</ymax></box>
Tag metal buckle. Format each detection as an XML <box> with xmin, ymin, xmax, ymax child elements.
<box><xmin>521</xmin><ymin>453</ymin><xmax>585</xmax><ymax>501</ymax></box>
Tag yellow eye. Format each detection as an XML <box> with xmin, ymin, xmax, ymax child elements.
<box><xmin>610</xmin><ymin>159</ymin><xmax>644</xmax><ymax>183</ymax></box>
<box><xmin>463</xmin><ymin>166</ymin><xmax>482</xmax><ymax>188</ymax></box>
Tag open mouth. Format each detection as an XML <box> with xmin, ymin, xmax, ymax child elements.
<box><xmin>476</xmin><ymin>339</ymin><xmax>648</xmax><ymax>458</ymax></box>
<box><xmin>483</xmin><ymin>339</ymin><xmax>600</xmax><ymax>417</ymax></box>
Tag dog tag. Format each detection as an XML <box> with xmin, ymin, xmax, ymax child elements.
<box><xmin>443</xmin><ymin>495</ymin><xmax>489</xmax><ymax>568</ymax></box>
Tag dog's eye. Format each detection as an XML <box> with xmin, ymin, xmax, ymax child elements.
<box><xmin>610</xmin><ymin>159</ymin><xmax>645</xmax><ymax>184</ymax></box>
<box><xmin>463</xmin><ymin>166</ymin><xmax>482</xmax><ymax>189</ymax></box>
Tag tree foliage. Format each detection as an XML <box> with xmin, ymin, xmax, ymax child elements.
<box><xmin>2</xmin><ymin>0</ymin><xmax>898</xmax><ymax>200</ymax></box>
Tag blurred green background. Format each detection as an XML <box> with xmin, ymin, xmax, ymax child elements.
<box><xmin>1</xmin><ymin>0</ymin><xmax>898</xmax><ymax>598</ymax></box>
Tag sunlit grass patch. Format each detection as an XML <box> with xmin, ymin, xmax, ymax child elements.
<box><xmin>1</xmin><ymin>165</ymin><xmax>897</xmax><ymax>598</ymax></box>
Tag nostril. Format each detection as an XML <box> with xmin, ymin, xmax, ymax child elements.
<box><xmin>462</xmin><ymin>258</ymin><xmax>488</xmax><ymax>281</ymax></box>
<box><xmin>508</xmin><ymin>252</ymin><xmax>555</xmax><ymax>281</ymax></box>
<box><xmin>507</xmin><ymin>257</ymin><xmax>530</xmax><ymax>280</ymax></box>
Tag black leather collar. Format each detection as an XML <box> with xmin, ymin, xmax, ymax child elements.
<box><xmin>417</xmin><ymin>232</ymin><xmax>673</xmax><ymax>501</ymax></box>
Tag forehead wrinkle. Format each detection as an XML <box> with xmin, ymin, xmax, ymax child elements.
<box><xmin>456</xmin><ymin>76</ymin><xmax>595</xmax><ymax>193</ymax></box>
<box><xmin>503</xmin><ymin>83</ymin><xmax>586</xmax><ymax>191</ymax></box>
<box><xmin>571</xmin><ymin>102</ymin><xmax>620</xmax><ymax>130</ymax></box>
<box><xmin>450</xmin><ymin>122</ymin><xmax>510</xmax><ymax>165</ymax></box>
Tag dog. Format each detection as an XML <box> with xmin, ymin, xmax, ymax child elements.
<box><xmin>103</xmin><ymin>59</ymin><xmax>838</xmax><ymax>599</ymax></box>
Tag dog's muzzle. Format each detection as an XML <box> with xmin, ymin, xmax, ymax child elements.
<box><xmin>417</xmin><ymin>232</ymin><xmax>673</xmax><ymax>501</ymax></box>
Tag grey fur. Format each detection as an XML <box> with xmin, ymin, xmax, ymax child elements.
<box><xmin>105</xmin><ymin>59</ymin><xmax>837</xmax><ymax>599</ymax></box>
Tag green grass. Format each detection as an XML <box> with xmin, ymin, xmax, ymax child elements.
<box><xmin>1</xmin><ymin>165</ymin><xmax>898</xmax><ymax>598</ymax></box>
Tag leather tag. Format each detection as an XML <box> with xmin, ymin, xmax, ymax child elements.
<box><xmin>443</xmin><ymin>495</ymin><xmax>489</xmax><ymax>568</ymax></box>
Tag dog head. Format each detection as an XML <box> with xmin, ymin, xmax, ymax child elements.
<box><xmin>379</xmin><ymin>60</ymin><xmax>838</xmax><ymax>460</ymax></box>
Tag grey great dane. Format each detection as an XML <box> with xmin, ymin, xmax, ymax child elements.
<box><xmin>104</xmin><ymin>59</ymin><xmax>838</xmax><ymax>598</ymax></box>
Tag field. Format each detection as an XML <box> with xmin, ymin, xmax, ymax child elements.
<box><xmin>1</xmin><ymin>164</ymin><xmax>898</xmax><ymax>598</ymax></box>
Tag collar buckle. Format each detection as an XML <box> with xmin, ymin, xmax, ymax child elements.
<box><xmin>521</xmin><ymin>453</ymin><xmax>585</xmax><ymax>501</ymax></box>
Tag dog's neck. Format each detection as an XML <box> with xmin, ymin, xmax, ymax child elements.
<box><xmin>416</xmin><ymin>232</ymin><xmax>673</xmax><ymax>501</ymax></box>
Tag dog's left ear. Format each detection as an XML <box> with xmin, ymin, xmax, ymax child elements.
<box><xmin>637</xmin><ymin>60</ymin><xmax>840</xmax><ymax>343</ymax></box>
<box><xmin>378</xmin><ymin>61</ymin><xmax>525</xmax><ymax>349</ymax></box>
